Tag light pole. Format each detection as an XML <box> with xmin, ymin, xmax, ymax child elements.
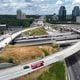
<box><xmin>7</xmin><ymin>25</ymin><xmax>12</xmax><ymax>41</ymax></box>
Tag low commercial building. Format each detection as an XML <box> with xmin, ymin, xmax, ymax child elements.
<box><xmin>0</xmin><ymin>24</ymin><xmax>7</xmax><ymax>34</ymax></box>
<box><xmin>76</xmin><ymin>16</ymin><xmax>80</xmax><ymax>23</ymax></box>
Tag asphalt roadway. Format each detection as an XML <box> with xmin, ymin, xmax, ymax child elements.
<box><xmin>65</xmin><ymin>53</ymin><xmax>80</xmax><ymax>80</ymax></box>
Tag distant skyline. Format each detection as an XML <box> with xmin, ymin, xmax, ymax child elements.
<box><xmin>0</xmin><ymin>0</ymin><xmax>80</xmax><ymax>15</ymax></box>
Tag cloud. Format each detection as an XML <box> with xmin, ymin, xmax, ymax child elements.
<box><xmin>72</xmin><ymin>0</ymin><xmax>80</xmax><ymax>4</ymax></box>
<box><xmin>56</xmin><ymin>0</ymin><xmax>63</xmax><ymax>5</ymax></box>
<box><xmin>32</xmin><ymin>0</ymin><xmax>45</xmax><ymax>2</ymax></box>
<box><xmin>65</xmin><ymin>0</ymin><xmax>69</xmax><ymax>1</ymax></box>
<box><xmin>0</xmin><ymin>0</ymin><xmax>79</xmax><ymax>15</ymax></box>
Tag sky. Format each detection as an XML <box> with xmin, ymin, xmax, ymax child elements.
<box><xmin>0</xmin><ymin>0</ymin><xmax>80</xmax><ymax>15</ymax></box>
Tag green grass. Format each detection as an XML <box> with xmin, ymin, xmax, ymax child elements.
<box><xmin>37</xmin><ymin>62</ymin><xmax>66</xmax><ymax>80</ymax></box>
<box><xmin>51</xmin><ymin>44</ymin><xmax>59</xmax><ymax>48</ymax></box>
<box><xmin>41</xmin><ymin>49</ymin><xmax>49</xmax><ymax>56</ymax></box>
<box><xmin>23</xmin><ymin>27</ymin><xmax>48</xmax><ymax>36</ymax></box>
<box><xmin>0</xmin><ymin>56</ymin><xmax>7</xmax><ymax>63</ymax></box>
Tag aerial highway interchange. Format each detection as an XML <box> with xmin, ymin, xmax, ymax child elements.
<box><xmin>0</xmin><ymin>22</ymin><xmax>80</xmax><ymax>80</ymax></box>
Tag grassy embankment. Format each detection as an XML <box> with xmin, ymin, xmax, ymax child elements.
<box><xmin>0</xmin><ymin>44</ymin><xmax>58</xmax><ymax>64</ymax></box>
<box><xmin>23</xmin><ymin>27</ymin><xmax>48</xmax><ymax>36</ymax></box>
<box><xmin>37</xmin><ymin>62</ymin><xmax>66</xmax><ymax>80</ymax></box>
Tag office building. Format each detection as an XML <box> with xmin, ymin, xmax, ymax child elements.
<box><xmin>16</xmin><ymin>9</ymin><xmax>26</xmax><ymax>20</ymax></box>
<box><xmin>72</xmin><ymin>6</ymin><xmax>80</xmax><ymax>21</ymax></box>
<box><xmin>59</xmin><ymin>6</ymin><xmax>66</xmax><ymax>21</ymax></box>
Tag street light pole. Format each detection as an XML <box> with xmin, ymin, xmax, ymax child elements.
<box><xmin>7</xmin><ymin>25</ymin><xmax>12</xmax><ymax>41</ymax></box>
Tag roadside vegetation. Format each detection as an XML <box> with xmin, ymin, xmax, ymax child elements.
<box><xmin>0</xmin><ymin>44</ymin><xmax>58</xmax><ymax>64</ymax></box>
<box><xmin>0</xmin><ymin>18</ymin><xmax>34</xmax><ymax>27</ymax></box>
<box><xmin>41</xmin><ymin>49</ymin><xmax>49</xmax><ymax>56</ymax></box>
<box><xmin>23</xmin><ymin>27</ymin><xmax>48</xmax><ymax>36</ymax></box>
<box><xmin>37</xmin><ymin>62</ymin><xmax>66</xmax><ymax>80</ymax></box>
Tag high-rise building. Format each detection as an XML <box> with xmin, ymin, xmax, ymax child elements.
<box><xmin>59</xmin><ymin>6</ymin><xmax>66</xmax><ymax>21</ymax></box>
<box><xmin>17</xmin><ymin>9</ymin><xmax>22</xmax><ymax>19</ymax></box>
<box><xmin>72</xmin><ymin>6</ymin><xmax>80</xmax><ymax>16</ymax></box>
<box><xmin>72</xmin><ymin>6</ymin><xmax>80</xmax><ymax>21</ymax></box>
<box><xmin>16</xmin><ymin>9</ymin><xmax>26</xmax><ymax>20</ymax></box>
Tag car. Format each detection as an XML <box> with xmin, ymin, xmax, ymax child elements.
<box><xmin>31</xmin><ymin>61</ymin><xmax>44</xmax><ymax>69</ymax></box>
<box><xmin>23</xmin><ymin>66</ymin><xmax>29</xmax><ymax>69</ymax></box>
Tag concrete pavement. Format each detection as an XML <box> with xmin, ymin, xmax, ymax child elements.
<box><xmin>65</xmin><ymin>54</ymin><xmax>80</xmax><ymax>80</ymax></box>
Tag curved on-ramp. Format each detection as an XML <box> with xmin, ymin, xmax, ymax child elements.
<box><xmin>0</xmin><ymin>27</ymin><xmax>39</xmax><ymax>48</ymax></box>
